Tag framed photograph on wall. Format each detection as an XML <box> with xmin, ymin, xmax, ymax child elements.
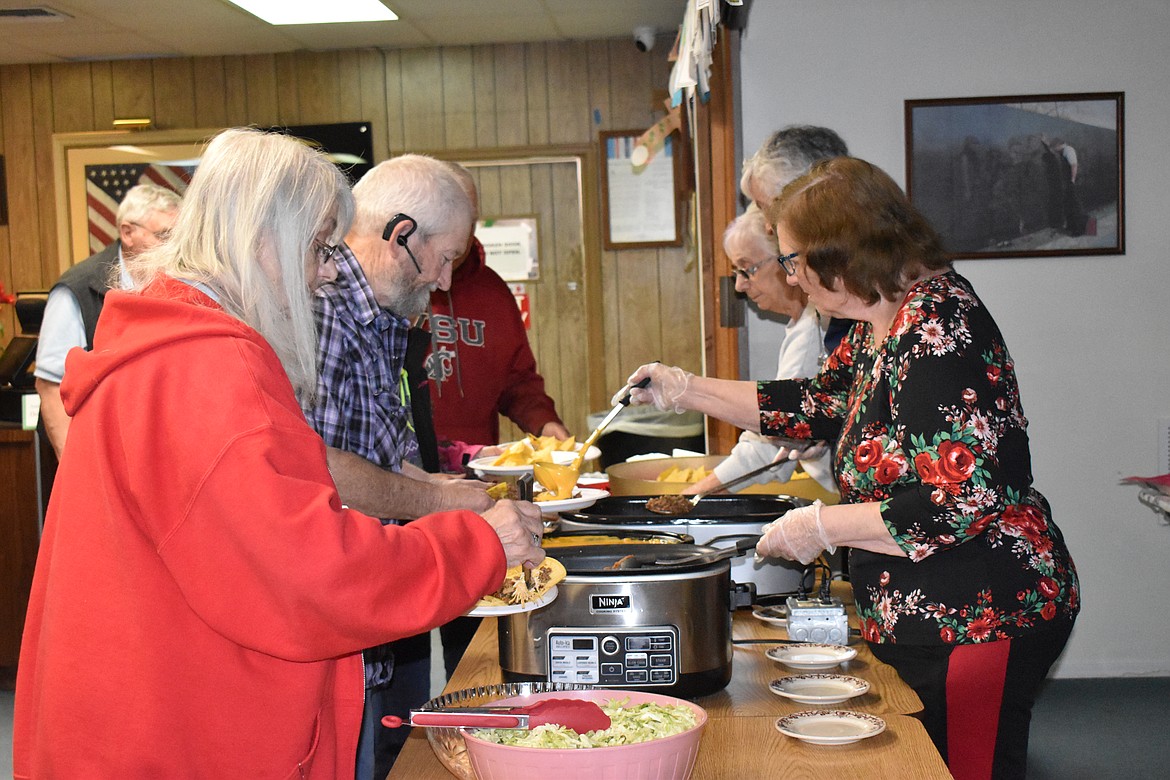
<box><xmin>905</xmin><ymin>92</ymin><xmax>1124</xmax><ymax>259</ymax></box>
<box><xmin>52</xmin><ymin>124</ymin><xmax>375</xmax><ymax>272</ymax></box>
<box><xmin>599</xmin><ymin>129</ymin><xmax>683</xmax><ymax>250</ymax></box>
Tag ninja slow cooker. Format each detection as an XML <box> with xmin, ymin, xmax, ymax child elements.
<box><xmin>558</xmin><ymin>494</ymin><xmax>811</xmax><ymax>597</ymax></box>
<box><xmin>497</xmin><ymin>541</ymin><xmax>755</xmax><ymax>699</ymax></box>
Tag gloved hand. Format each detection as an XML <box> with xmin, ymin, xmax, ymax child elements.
<box><xmin>756</xmin><ymin>500</ymin><xmax>835</xmax><ymax>565</ymax></box>
<box><xmin>611</xmin><ymin>363</ymin><xmax>693</xmax><ymax>413</ymax></box>
<box><xmin>773</xmin><ymin>440</ymin><xmax>828</xmax><ymax>462</ymax></box>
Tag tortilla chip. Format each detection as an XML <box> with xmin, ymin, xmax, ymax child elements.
<box><xmin>476</xmin><ymin>556</ymin><xmax>566</xmax><ymax>607</ymax></box>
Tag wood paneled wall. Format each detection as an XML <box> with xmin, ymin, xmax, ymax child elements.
<box><xmin>0</xmin><ymin>41</ymin><xmax>702</xmax><ymax>437</ymax></box>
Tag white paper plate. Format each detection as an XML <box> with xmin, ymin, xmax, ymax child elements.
<box><xmin>469</xmin><ymin>445</ymin><xmax>601</xmax><ymax>477</ymax></box>
<box><xmin>466</xmin><ymin>586</ymin><xmax>558</xmax><ymax>617</ymax></box>
<box><xmin>769</xmin><ymin>674</ymin><xmax>870</xmax><ymax>705</ymax></box>
<box><xmin>532</xmin><ymin>488</ymin><xmax>609</xmax><ymax>515</ymax></box>
<box><xmin>765</xmin><ymin>643</ymin><xmax>857</xmax><ymax>671</ymax></box>
<box><xmin>752</xmin><ymin>605</ymin><xmax>788</xmax><ymax>627</ymax></box>
<box><xmin>775</xmin><ymin>710</ymin><xmax>886</xmax><ymax>745</ymax></box>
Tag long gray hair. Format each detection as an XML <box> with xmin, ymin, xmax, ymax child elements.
<box><xmin>129</xmin><ymin>127</ymin><xmax>354</xmax><ymax>399</ymax></box>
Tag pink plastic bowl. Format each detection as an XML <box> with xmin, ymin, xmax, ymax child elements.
<box><xmin>460</xmin><ymin>689</ymin><xmax>707</xmax><ymax>780</ymax></box>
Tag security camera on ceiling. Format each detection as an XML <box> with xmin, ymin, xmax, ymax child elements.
<box><xmin>634</xmin><ymin>26</ymin><xmax>656</xmax><ymax>52</ymax></box>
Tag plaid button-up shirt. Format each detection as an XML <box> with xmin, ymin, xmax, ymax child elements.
<box><xmin>301</xmin><ymin>242</ymin><xmax>421</xmax><ymax>689</ymax></box>
<box><xmin>303</xmin><ymin>242</ymin><xmax>420</xmax><ymax>479</ymax></box>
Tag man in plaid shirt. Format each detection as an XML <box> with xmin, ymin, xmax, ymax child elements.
<box><xmin>301</xmin><ymin>154</ymin><xmax>496</xmax><ymax>780</ymax></box>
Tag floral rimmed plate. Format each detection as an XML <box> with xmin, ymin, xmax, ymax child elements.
<box><xmin>765</xmin><ymin>643</ymin><xmax>857</xmax><ymax>671</ymax></box>
<box><xmin>769</xmin><ymin>674</ymin><xmax>870</xmax><ymax>705</ymax></box>
<box><xmin>775</xmin><ymin>710</ymin><xmax>886</xmax><ymax>745</ymax></box>
<box><xmin>751</xmin><ymin>605</ymin><xmax>787</xmax><ymax>627</ymax></box>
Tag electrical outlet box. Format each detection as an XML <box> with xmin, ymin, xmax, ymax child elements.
<box><xmin>785</xmin><ymin>596</ymin><xmax>849</xmax><ymax>645</ymax></box>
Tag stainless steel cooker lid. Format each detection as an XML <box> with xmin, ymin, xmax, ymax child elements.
<box><xmin>561</xmin><ymin>494</ymin><xmax>807</xmax><ymax>526</ymax></box>
<box><xmin>550</xmin><ymin>542</ymin><xmax>738</xmax><ymax>575</ymax></box>
<box><xmin>541</xmin><ymin>529</ymin><xmax>694</xmax><ymax>545</ymax></box>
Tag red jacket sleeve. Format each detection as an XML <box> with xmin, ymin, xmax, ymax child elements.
<box><xmin>158</xmin><ymin>423</ymin><xmax>506</xmax><ymax>661</ymax></box>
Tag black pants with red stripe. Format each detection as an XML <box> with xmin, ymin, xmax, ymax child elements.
<box><xmin>869</xmin><ymin>619</ymin><xmax>1074</xmax><ymax>780</ymax></box>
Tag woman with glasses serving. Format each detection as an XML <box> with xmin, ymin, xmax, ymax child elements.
<box><xmin>683</xmin><ymin>204</ymin><xmax>838</xmax><ymax>500</ymax></box>
<box><xmin>621</xmin><ymin>156</ymin><xmax>1079</xmax><ymax>780</ymax></box>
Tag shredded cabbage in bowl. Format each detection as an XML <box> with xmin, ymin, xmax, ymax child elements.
<box><xmin>471</xmin><ymin>698</ymin><xmax>698</xmax><ymax>749</ymax></box>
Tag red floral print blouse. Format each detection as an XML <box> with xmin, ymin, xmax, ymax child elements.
<box><xmin>758</xmin><ymin>271</ymin><xmax>1079</xmax><ymax>644</ymax></box>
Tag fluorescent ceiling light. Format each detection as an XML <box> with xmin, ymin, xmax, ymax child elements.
<box><xmin>225</xmin><ymin>0</ymin><xmax>397</xmax><ymax>25</ymax></box>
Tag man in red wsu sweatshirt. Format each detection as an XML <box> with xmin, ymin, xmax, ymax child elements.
<box><xmin>427</xmin><ymin>164</ymin><xmax>569</xmax><ymax>469</ymax></box>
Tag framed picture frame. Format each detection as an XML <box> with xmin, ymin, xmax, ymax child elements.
<box><xmin>52</xmin><ymin>127</ymin><xmax>221</xmax><ymax>273</ymax></box>
<box><xmin>598</xmin><ymin>129</ymin><xmax>683</xmax><ymax>250</ymax></box>
<box><xmin>905</xmin><ymin>92</ymin><xmax>1124</xmax><ymax>259</ymax></box>
<box><xmin>51</xmin><ymin>123</ymin><xmax>375</xmax><ymax>273</ymax></box>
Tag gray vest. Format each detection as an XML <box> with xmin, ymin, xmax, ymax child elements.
<box><xmin>51</xmin><ymin>241</ymin><xmax>120</xmax><ymax>351</ymax></box>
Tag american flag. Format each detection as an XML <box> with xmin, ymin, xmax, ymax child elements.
<box><xmin>85</xmin><ymin>163</ymin><xmax>193</xmax><ymax>254</ymax></box>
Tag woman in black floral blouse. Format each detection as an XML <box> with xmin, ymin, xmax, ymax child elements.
<box><xmin>622</xmin><ymin>157</ymin><xmax>1078</xmax><ymax>780</ymax></box>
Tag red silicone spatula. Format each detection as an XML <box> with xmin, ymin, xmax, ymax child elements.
<box><xmin>381</xmin><ymin>697</ymin><xmax>611</xmax><ymax>732</ymax></box>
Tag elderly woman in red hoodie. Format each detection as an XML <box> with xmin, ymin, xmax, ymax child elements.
<box><xmin>13</xmin><ymin>128</ymin><xmax>544</xmax><ymax>779</ymax></box>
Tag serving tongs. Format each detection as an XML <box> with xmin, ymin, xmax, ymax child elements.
<box><xmin>381</xmin><ymin>698</ymin><xmax>611</xmax><ymax>732</ymax></box>
<box><xmin>681</xmin><ymin>459</ymin><xmax>790</xmax><ymax>510</ymax></box>
<box><xmin>614</xmin><ymin>534</ymin><xmax>761</xmax><ymax>570</ymax></box>
<box><xmin>516</xmin><ymin>473</ymin><xmax>536</xmax><ymax>591</ymax></box>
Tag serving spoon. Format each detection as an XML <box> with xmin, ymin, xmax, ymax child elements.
<box><xmin>568</xmin><ymin>375</ymin><xmax>652</xmax><ymax>472</ymax></box>
<box><xmin>646</xmin><ymin>458</ymin><xmax>791</xmax><ymax>515</ymax></box>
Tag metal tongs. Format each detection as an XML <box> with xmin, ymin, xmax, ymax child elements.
<box><xmin>685</xmin><ymin>459</ymin><xmax>790</xmax><ymax>508</ymax></box>
<box><xmin>516</xmin><ymin>473</ymin><xmax>536</xmax><ymax>590</ymax></box>
<box><xmin>646</xmin><ymin>454</ymin><xmax>806</xmax><ymax>516</ymax></box>
<box><xmin>615</xmin><ymin>534</ymin><xmax>761</xmax><ymax>570</ymax></box>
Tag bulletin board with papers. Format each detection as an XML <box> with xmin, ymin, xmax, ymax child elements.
<box><xmin>599</xmin><ymin>129</ymin><xmax>683</xmax><ymax>249</ymax></box>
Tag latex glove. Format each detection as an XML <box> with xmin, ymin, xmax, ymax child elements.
<box><xmin>756</xmin><ymin>500</ymin><xmax>834</xmax><ymax>565</ymax></box>
<box><xmin>611</xmin><ymin>363</ymin><xmax>693</xmax><ymax>413</ymax></box>
<box><xmin>773</xmin><ymin>439</ymin><xmax>829</xmax><ymax>462</ymax></box>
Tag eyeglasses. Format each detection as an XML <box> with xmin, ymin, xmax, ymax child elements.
<box><xmin>777</xmin><ymin>250</ymin><xmax>800</xmax><ymax>276</ymax></box>
<box><xmin>129</xmin><ymin>222</ymin><xmax>171</xmax><ymax>241</ymax></box>
<box><xmin>732</xmin><ymin>255</ymin><xmax>773</xmax><ymax>282</ymax></box>
<box><xmin>732</xmin><ymin>250</ymin><xmax>801</xmax><ymax>281</ymax></box>
<box><xmin>313</xmin><ymin>240</ymin><xmax>339</xmax><ymax>263</ymax></box>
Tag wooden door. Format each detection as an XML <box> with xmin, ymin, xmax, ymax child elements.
<box><xmin>438</xmin><ymin>148</ymin><xmax>604</xmax><ymax>443</ymax></box>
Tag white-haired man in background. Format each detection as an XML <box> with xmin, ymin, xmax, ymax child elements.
<box><xmin>35</xmin><ymin>183</ymin><xmax>181</xmax><ymax>457</ymax></box>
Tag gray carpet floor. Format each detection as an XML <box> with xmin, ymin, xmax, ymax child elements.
<box><xmin>1027</xmin><ymin>676</ymin><xmax>1170</xmax><ymax>779</ymax></box>
<box><xmin>3</xmin><ymin>677</ymin><xmax>1168</xmax><ymax>777</ymax></box>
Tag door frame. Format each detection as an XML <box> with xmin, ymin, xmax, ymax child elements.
<box><xmin>419</xmin><ymin>144</ymin><xmax>606</xmax><ymax>428</ymax></box>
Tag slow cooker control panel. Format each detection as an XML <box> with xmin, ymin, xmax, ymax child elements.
<box><xmin>546</xmin><ymin>626</ymin><xmax>680</xmax><ymax>687</ymax></box>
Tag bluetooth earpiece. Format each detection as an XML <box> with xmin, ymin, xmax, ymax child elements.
<box><xmin>382</xmin><ymin>213</ymin><xmax>422</xmax><ymax>273</ymax></box>
<box><xmin>382</xmin><ymin>213</ymin><xmax>417</xmax><ymax>244</ymax></box>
